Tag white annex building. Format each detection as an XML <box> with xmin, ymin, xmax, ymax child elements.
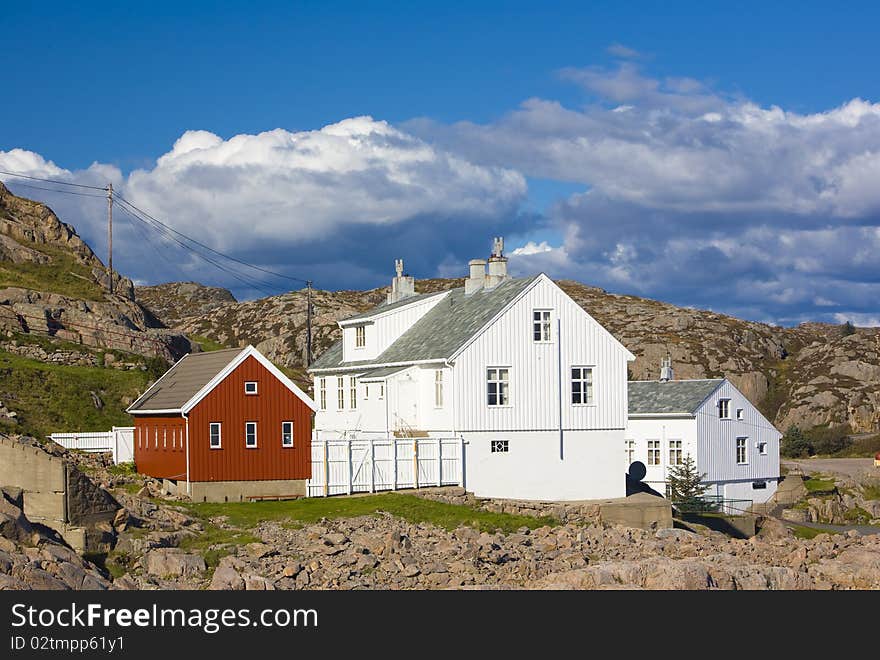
<box><xmin>626</xmin><ymin>359</ymin><xmax>782</xmax><ymax>506</ymax></box>
<box><xmin>308</xmin><ymin>239</ymin><xmax>781</xmax><ymax>505</ymax></box>
<box><xmin>309</xmin><ymin>239</ymin><xmax>636</xmax><ymax>501</ymax></box>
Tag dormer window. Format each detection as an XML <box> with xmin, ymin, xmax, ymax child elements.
<box><xmin>245</xmin><ymin>381</ymin><xmax>258</xmax><ymax>395</ymax></box>
<box><xmin>355</xmin><ymin>326</ymin><xmax>366</xmax><ymax>348</ymax></box>
<box><xmin>533</xmin><ymin>310</ymin><xmax>551</xmax><ymax>342</ymax></box>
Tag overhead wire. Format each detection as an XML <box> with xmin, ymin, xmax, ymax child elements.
<box><xmin>0</xmin><ymin>181</ymin><xmax>106</xmax><ymax>198</ymax></box>
<box><xmin>0</xmin><ymin>169</ymin><xmax>107</xmax><ymax>190</ymax></box>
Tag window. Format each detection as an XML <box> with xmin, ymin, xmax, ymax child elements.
<box><xmin>757</xmin><ymin>441</ymin><xmax>768</xmax><ymax>456</ymax></box>
<box><xmin>337</xmin><ymin>377</ymin><xmax>345</xmax><ymax>410</ymax></box>
<box><xmin>571</xmin><ymin>367</ymin><xmax>594</xmax><ymax>405</ymax></box>
<box><xmin>245</xmin><ymin>381</ymin><xmax>258</xmax><ymax>395</ymax></box>
<box><xmin>319</xmin><ymin>378</ymin><xmax>327</xmax><ymax>410</ymax></box>
<box><xmin>487</xmin><ymin>367</ymin><xmax>510</xmax><ymax>406</ymax></box>
<box><xmin>648</xmin><ymin>440</ymin><xmax>661</xmax><ymax>466</ymax></box>
<box><xmin>668</xmin><ymin>440</ymin><xmax>683</xmax><ymax>466</ymax></box>
<box><xmin>154</xmin><ymin>427</ymin><xmax>158</xmax><ymax>449</ymax></box>
<box><xmin>665</xmin><ymin>484</ymin><xmax>673</xmax><ymax>499</ymax></box>
<box><xmin>736</xmin><ymin>437</ymin><xmax>748</xmax><ymax>464</ymax></box>
<box><xmin>533</xmin><ymin>310</ymin><xmax>551</xmax><ymax>342</ymax></box>
<box><xmin>491</xmin><ymin>440</ymin><xmax>509</xmax><ymax>453</ymax></box>
<box><xmin>355</xmin><ymin>325</ymin><xmax>365</xmax><ymax>348</ymax></box>
<box><xmin>434</xmin><ymin>370</ymin><xmax>444</xmax><ymax>408</ymax></box>
<box><xmin>350</xmin><ymin>377</ymin><xmax>357</xmax><ymax>410</ymax></box>
<box><xmin>625</xmin><ymin>440</ymin><xmax>635</xmax><ymax>466</ymax></box>
<box><xmin>365</xmin><ymin>385</ymin><xmax>370</xmax><ymax>400</ymax></box>
<box><xmin>281</xmin><ymin>421</ymin><xmax>294</xmax><ymax>447</ymax></box>
<box><xmin>752</xmin><ymin>481</ymin><xmax>767</xmax><ymax>490</ymax></box>
<box><xmin>378</xmin><ymin>383</ymin><xmax>385</xmax><ymax>399</ymax></box>
<box><xmin>209</xmin><ymin>422</ymin><xmax>222</xmax><ymax>449</ymax></box>
<box><xmin>736</xmin><ymin>408</ymin><xmax>744</xmax><ymax>420</ymax></box>
<box><xmin>245</xmin><ymin>422</ymin><xmax>258</xmax><ymax>448</ymax></box>
<box><xmin>718</xmin><ymin>399</ymin><xmax>731</xmax><ymax>419</ymax></box>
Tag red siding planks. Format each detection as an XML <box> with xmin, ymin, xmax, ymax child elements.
<box><xmin>187</xmin><ymin>355</ymin><xmax>312</xmax><ymax>482</ymax></box>
<box><xmin>133</xmin><ymin>415</ymin><xmax>187</xmax><ymax>480</ymax></box>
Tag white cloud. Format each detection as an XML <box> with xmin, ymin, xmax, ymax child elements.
<box><xmin>606</xmin><ymin>43</ymin><xmax>641</xmax><ymax>59</ymax></box>
<box><xmin>1</xmin><ymin>117</ymin><xmax>527</xmax><ymax>295</ymax></box>
<box><xmin>511</xmin><ymin>240</ymin><xmax>553</xmax><ymax>255</ymax></box>
<box><xmin>405</xmin><ymin>63</ymin><xmax>880</xmax><ymax>324</ymax></box>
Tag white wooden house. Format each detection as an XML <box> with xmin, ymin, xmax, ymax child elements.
<box><xmin>626</xmin><ymin>362</ymin><xmax>781</xmax><ymax>507</ymax></box>
<box><xmin>309</xmin><ymin>239</ymin><xmax>636</xmax><ymax>501</ymax></box>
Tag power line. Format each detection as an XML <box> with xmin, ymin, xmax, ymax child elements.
<box><xmin>114</xmin><ymin>193</ymin><xmax>310</xmax><ymax>285</ymax></box>
<box><xmin>2</xmin><ymin>181</ymin><xmax>106</xmax><ymax>198</ymax></box>
<box><xmin>0</xmin><ymin>169</ymin><xmax>107</xmax><ymax>191</ymax></box>
<box><xmin>113</xmin><ymin>199</ymin><xmax>283</xmax><ymax>298</ymax></box>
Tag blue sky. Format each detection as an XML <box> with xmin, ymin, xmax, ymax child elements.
<box><xmin>2</xmin><ymin>1</ymin><xmax>880</xmax><ymax>325</ymax></box>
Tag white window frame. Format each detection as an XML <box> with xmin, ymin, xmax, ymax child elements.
<box><xmin>209</xmin><ymin>422</ymin><xmax>222</xmax><ymax>449</ymax></box>
<box><xmin>378</xmin><ymin>383</ymin><xmax>385</xmax><ymax>399</ymax></box>
<box><xmin>337</xmin><ymin>377</ymin><xmax>345</xmax><ymax>410</ymax></box>
<box><xmin>757</xmin><ymin>441</ymin><xmax>768</xmax><ymax>456</ymax></box>
<box><xmin>434</xmin><ymin>369</ymin><xmax>444</xmax><ymax>408</ymax></box>
<box><xmin>245</xmin><ymin>381</ymin><xmax>258</xmax><ymax>395</ymax></box>
<box><xmin>350</xmin><ymin>377</ymin><xmax>357</xmax><ymax>410</ymax></box>
<box><xmin>736</xmin><ymin>408</ymin><xmax>744</xmax><ymax>421</ymax></box>
<box><xmin>719</xmin><ymin>399</ymin><xmax>731</xmax><ymax>419</ymax></box>
<box><xmin>736</xmin><ymin>437</ymin><xmax>748</xmax><ymax>465</ymax></box>
<box><xmin>319</xmin><ymin>378</ymin><xmax>327</xmax><ymax>411</ymax></box>
<box><xmin>355</xmin><ymin>325</ymin><xmax>366</xmax><ymax>349</ymax></box>
<box><xmin>571</xmin><ymin>366</ymin><xmax>594</xmax><ymax>405</ymax></box>
<box><xmin>491</xmin><ymin>440</ymin><xmax>509</xmax><ymax>453</ymax></box>
<box><xmin>647</xmin><ymin>440</ymin><xmax>661</xmax><ymax>466</ymax></box>
<box><xmin>245</xmin><ymin>421</ymin><xmax>258</xmax><ymax>449</ymax></box>
<box><xmin>281</xmin><ymin>421</ymin><xmax>294</xmax><ymax>448</ymax></box>
<box><xmin>533</xmin><ymin>309</ymin><xmax>552</xmax><ymax>343</ymax></box>
<box><xmin>668</xmin><ymin>440</ymin><xmax>683</xmax><ymax>466</ymax></box>
<box><xmin>487</xmin><ymin>367</ymin><xmax>510</xmax><ymax>407</ymax></box>
<box><xmin>625</xmin><ymin>439</ymin><xmax>635</xmax><ymax>466</ymax></box>
<box><xmin>365</xmin><ymin>385</ymin><xmax>370</xmax><ymax>400</ymax></box>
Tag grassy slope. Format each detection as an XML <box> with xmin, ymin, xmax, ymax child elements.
<box><xmin>0</xmin><ymin>350</ymin><xmax>151</xmax><ymax>437</ymax></box>
<box><xmin>0</xmin><ymin>242</ymin><xmax>105</xmax><ymax>300</ymax></box>
<box><xmin>185</xmin><ymin>492</ymin><xmax>556</xmax><ymax>534</ymax></box>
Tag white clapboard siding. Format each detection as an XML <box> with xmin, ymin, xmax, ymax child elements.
<box><xmin>694</xmin><ymin>380</ymin><xmax>781</xmax><ymax>483</ymax></box>
<box><xmin>453</xmin><ymin>276</ymin><xmax>631</xmax><ymax>433</ymax></box>
<box><xmin>307</xmin><ymin>437</ymin><xmax>463</xmax><ymax>497</ymax></box>
<box><xmin>49</xmin><ymin>427</ymin><xmax>134</xmax><ymax>464</ymax></box>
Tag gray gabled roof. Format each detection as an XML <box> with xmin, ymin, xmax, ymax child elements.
<box><xmin>341</xmin><ymin>290</ymin><xmax>448</xmax><ymax>323</ymax></box>
<box><xmin>128</xmin><ymin>347</ymin><xmax>246</xmax><ymax>412</ymax></box>
<box><xmin>628</xmin><ymin>379</ymin><xmax>724</xmax><ymax>416</ymax></box>
<box><xmin>310</xmin><ymin>275</ymin><xmax>539</xmax><ymax>372</ymax></box>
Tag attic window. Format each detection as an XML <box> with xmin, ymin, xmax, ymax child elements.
<box><xmin>736</xmin><ymin>408</ymin><xmax>744</xmax><ymax>420</ymax></box>
<box><xmin>718</xmin><ymin>399</ymin><xmax>731</xmax><ymax>419</ymax></box>
<box><xmin>355</xmin><ymin>326</ymin><xmax>366</xmax><ymax>348</ymax></box>
<box><xmin>245</xmin><ymin>381</ymin><xmax>258</xmax><ymax>395</ymax></box>
<box><xmin>533</xmin><ymin>310</ymin><xmax>552</xmax><ymax>342</ymax></box>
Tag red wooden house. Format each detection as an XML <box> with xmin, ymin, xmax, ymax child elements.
<box><xmin>127</xmin><ymin>345</ymin><xmax>317</xmax><ymax>502</ymax></box>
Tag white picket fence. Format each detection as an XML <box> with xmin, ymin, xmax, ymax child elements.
<box><xmin>49</xmin><ymin>426</ymin><xmax>134</xmax><ymax>464</ymax></box>
<box><xmin>307</xmin><ymin>436</ymin><xmax>464</xmax><ymax>497</ymax></box>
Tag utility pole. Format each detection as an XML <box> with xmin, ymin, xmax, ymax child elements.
<box><xmin>106</xmin><ymin>183</ymin><xmax>113</xmax><ymax>295</ymax></box>
<box><xmin>306</xmin><ymin>280</ymin><xmax>313</xmax><ymax>367</ymax></box>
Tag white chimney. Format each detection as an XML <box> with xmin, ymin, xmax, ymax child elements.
<box><xmin>386</xmin><ymin>259</ymin><xmax>416</xmax><ymax>304</ymax></box>
<box><xmin>465</xmin><ymin>259</ymin><xmax>487</xmax><ymax>295</ymax></box>
<box><xmin>659</xmin><ymin>355</ymin><xmax>674</xmax><ymax>382</ymax></box>
<box><xmin>484</xmin><ymin>236</ymin><xmax>510</xmax><ymax>290</ymax></box>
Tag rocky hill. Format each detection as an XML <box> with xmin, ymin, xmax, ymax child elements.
<box><xmin>0</xmin><ymin>182</ymin><xmax>192</xmax><ymax>362</ymax></box>
<box><xmin>144</xmin><ymin>276</ymin><xmax>880</xmax><ymax>435</ymax></box>
<box><xmin>136</xmin><ymin>281</ymin><xmax>237</xmax><ymax>328</ymax></box>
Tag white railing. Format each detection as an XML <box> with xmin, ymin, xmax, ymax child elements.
<box><xmin>49</xmin><ymin>426</ymin><xmax>134</xmax><ymax>464</ymax></box>
<box><xmin>308</xmin><ymin>436</ymin><xmax>464</xmax><ymax>497</ymax></box>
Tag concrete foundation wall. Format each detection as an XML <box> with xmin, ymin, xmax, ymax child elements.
<box><xmin>598</xmin><ymin>493</ymin><xmax>673</xmax><ymax>530</ymax></box>
<box><xmin>0</xmin><ymin>436</ymin><xmax>118</xmax><ymax>551</ymax></box>
<box><xmin>185</xmin><ymin>478</ymin><xmax>307</xmax><ymax>503</ymax></box>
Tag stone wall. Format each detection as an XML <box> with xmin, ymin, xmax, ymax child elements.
<box><xmin>0</xmin><ymin>435</ymin><xmax>119</xmax><ymax>551</ymax></box>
